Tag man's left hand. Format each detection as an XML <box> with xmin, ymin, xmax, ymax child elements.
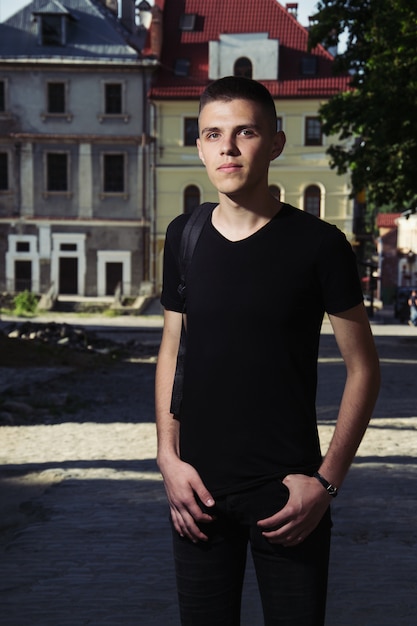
<box><xmin>257</xmin><ymin>474</ymin><xmax>331</xmax><ymax>547</ymax></box>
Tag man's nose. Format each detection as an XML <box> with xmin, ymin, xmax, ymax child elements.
<box><xmin>220</xmin><ymin>135</ymin><xmax>239</xmax><ymax>155</ymax></box>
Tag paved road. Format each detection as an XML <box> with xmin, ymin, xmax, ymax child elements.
<box><xmin>0</xmin><ymin>312</ymin><xmax>416</xmax><ymax>625</ymax></box>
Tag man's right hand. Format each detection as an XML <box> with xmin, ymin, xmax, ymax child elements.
<box><xmin>159</xmin><ymin>457</ymin><xmax>216</xmax><ymax>543</ymax></box>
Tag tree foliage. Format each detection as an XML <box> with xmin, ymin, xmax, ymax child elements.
<box><xmin>308</xmin><ymin>0</ymin><xmax>417</xmax><ymax>210</ymax></box>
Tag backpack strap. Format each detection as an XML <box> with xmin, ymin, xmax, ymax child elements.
<box><xmin>170</xmin><ymin>202</ymin><xmax>216</xmax><ymax>416</ymax></box>
<box><xmin>177</xmin><ymin>202</ymin><xmax>217</xmax><ymax>301</ymax></box>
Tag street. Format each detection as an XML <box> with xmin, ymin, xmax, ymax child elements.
<box><xmin>0</xmin><ymin>315</ymin><xmax>416</xmax><ymax>625</ymax></box>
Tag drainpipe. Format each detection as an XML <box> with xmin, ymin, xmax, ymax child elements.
<box><xmin>149</xmin><ymin>97</ymin><xmax>157</xmax><ymax>294</ymax></box>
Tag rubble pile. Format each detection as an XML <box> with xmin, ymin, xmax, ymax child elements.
<box><xmin>1</xmin><ymin>320</ymin><xmax>161</xmax><ymax>362</ymax></box>
<box><xmin>0</xmin><ymin>320</ymin><xmax>161</xmax><ymax>425</ymax></box>
<box><xmin>2</xmin><ymin>321</ymin><xmax>118</xmax><ymax>355</ymax></box>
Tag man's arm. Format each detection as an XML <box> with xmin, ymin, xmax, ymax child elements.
<box><xmin>258</xmin><ymin>302</ymin><xmax>380</xmax><ymax>546</ymax></box>
<box><xmin>155</xmin><ymin>308</ymin><xmax>215</xmax><ymax>542</ymax></box>
<box><xmin>316</xmin><ymin>302</ymin><xmax>380</xmax><ymax>486</ymax></box>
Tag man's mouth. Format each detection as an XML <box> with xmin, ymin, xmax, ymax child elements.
<box><xmin>217</xmin><ymin>163</ymin><xmax>242</xmax><ymax>172</ymax></box>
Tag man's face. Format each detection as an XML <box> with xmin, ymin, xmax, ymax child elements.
<box><xmin>197</xmin><ymin>98</ymin><xmax>285</xmax><ymax>200</ymax></box>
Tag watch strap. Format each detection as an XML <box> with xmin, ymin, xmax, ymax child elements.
<box><xmin>313</xmin><ymin>472</ymin><xmax>338</xmax><ymax>497</ymax></box>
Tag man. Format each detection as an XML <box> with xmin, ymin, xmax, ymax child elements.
<box><xmin>155</xmin><ymin>76</ymin><xmax>380</xmax><ymax>626</ymax></box>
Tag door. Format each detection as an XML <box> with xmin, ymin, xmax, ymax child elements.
<box><xmin>106</xmin><ymin>262</ymin><xmax>123</xmax><ymax>296</ymax></box>
<box><xmin>14</xmin><ymin>260</ymin><xmax>32</xmax><ymax>292</ymax></box>
<box><xmin>59</xmin><ymin>257</ymin><xmax>78</xmax><ymax>294</ymax></box>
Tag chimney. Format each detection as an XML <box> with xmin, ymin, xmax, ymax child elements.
<box><xmin>138</xmin><ymin>0</ymin><xmax>153</xmax><ymax>29</ymax></box>
<box><xmin>149</xmin><ymin>3</ymin><xmax>163</xmax><ymax>58</ymax></box>
<box><xmin>286</xmin><ymin>3</ymin><xmax>298</xmax><ymax>19</ymax></box>
<box><xmin>121</xmin><ymin>0</ymin><xmax>136</xmax><ymax>33</ymax></box>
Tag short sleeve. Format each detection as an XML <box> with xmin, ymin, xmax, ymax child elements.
<box><xmin>317</xmin><ymin>226</ymin><xmax>364</xmax><ymax>314</ymax></box>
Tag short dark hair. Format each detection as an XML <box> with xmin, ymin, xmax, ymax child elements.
<box><xmin>199</xmin><ymin>76</ymin><xmax>277</xmax><ymax>132</ymax></box>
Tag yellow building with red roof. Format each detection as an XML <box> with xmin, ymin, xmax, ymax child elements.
<box><xmin>149</xmin><ymin>0</ymin><xmax>353</xmax><ymax>290</ymax></box>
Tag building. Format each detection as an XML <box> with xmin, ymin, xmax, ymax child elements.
<box><xmin>396</xmin><ymin>214</ymin><xmax>417</xmax><ymax>288</ymax></box>
<box><xmin>376</xmin><ymin>212</ymin><xmax>401</xmax><ymax>303</ymax></box>
<box><xmin>0</xmin><ymin>0</ymin><xmax>159</xmax><ymax>299</ymax></box>
<box><xmin>149</xmin><ymin>0</ymin><xmax>353</xmax><ymax>291</ymax></box>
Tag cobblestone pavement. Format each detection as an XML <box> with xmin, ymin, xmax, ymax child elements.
<box><xmin>0</xmin><ymin>313</ymin><xmax>416</xmax><ymax>625</ymax></box>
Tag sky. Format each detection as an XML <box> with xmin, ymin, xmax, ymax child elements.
<box><xmin>0</xmin><ymin>0</ymin><xmax>321</xmax><ymax>25</ymax></box>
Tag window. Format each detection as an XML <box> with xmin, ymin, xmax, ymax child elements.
<box><xmin>179</xmin><ymin>14</ymin><xmax>196</xmax><ymax>30</ymax></box>
<box><xmin>105</xmin><ymin>83</ymin><xmax>122</xmax><ymax>114</ymax></box>
<box><xmin>304</xmin><ymin>185</ymin><xmax>321</xmax><ymax>218</ymax></box>
<box><xmin>269</xmin><ymin>185</ymin><xmax>281</xmax><ymax>201</ymax></box>
<box><xmin>40</xmin><ymin>15</ymin><xmax>64</xmax><ymax>46</ymax></box>
<box><xmin>47</xmin><ymin>82</ymin><xmax>66</xmax><ymax>113</ymax></box>
<box><xmin>301</xmin><ymin>56</ymin><xmax>317</xmax><ymax>76</ymax></box>
<box><xmin>0</xmin><ymin>152</ymin><xmax>8</xmax><ymax>190</ymax></box>
<box><xmin>98</xmin><ymin>82</ymin><xmax>128</xmax><ymax>122</ymax></box>
<box><xmin>0</xmin><ymin>80</ymin><xmax>5</xmax><ymax>112</ymax></box>
<box><xmin>234</xmin><ymin>57</ymin><xmax>253</xmax><ymax>79</ymax></box>
<box><xmin>47</xmin><ymin>152</ymin><xmax>68</xmax><ymax>191</ymax></box>
<box><xmin>60</xmin><ymin>243</ymin><xmax>77</xmax><ymax>251</ymax></box>
<box><xmin>16</xmin><ymin>241</ymin><xmax>30</xmax><ymax>252</ymax></box>
<box><xmin>305</xmin><ymin>117</ymin><xmax>322</xmax><ymax>146</ymax></box>
<box><xmin>103</xmin><ymin>154</ymin><xmax>125</xmax><ymax>193</ymax></box>
<box><xmin>184</xmin><ymin>185</ymin><xmax>200</xmax><ymax>214</ymax></box>
<box><xmin>184</xmin><ymin>118</ymin><xmax>199</xmax><ymax>146</ymax></box>
<box><xmin>174</xmin><ymin>59</ymin><xmax>191</xmax><ymax>77</ymax></box>
<box><xmin>276</xmin><ymin>117</ymin><xmax>283</xmax><ymax>132</ymax></box>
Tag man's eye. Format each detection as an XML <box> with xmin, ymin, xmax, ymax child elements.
<box><xmin>207</xmin><ymin>132</ymin><xmax>220</xmax><ymax>139</ymax></box>
<box><xmin>240</xmin><ymin>129</ymin><xmax>254</xmax><ymax>136</ymax></box>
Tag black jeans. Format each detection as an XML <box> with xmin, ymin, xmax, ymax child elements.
<box><xmin>171</xmin><ymin>478</ymin><xmax>331</xmax><ymax>626</ymax></box>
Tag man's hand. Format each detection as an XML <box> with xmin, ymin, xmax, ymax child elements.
<box><xmin>160</xmin><ymin>457</ymin><xmax>216</xmax><ymax>543</ymax></box>
<box><xmin>257</xmin><ymin>474</ymin><xmax>331</xmax><ymax>547</ymax></box>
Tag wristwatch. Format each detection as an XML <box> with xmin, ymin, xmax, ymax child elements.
<box><xmin>313</xmin><ymin>472</ymin><xmax>338</xmax><ymax>497</ymax></box>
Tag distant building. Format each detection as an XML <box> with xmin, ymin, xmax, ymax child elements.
<box><xmin>396</xmin><ymin>214</ymin><xmax>417</xmax><ymax>288</ymax></box>
<box><xmin>376</xmin><ymin>213</ymin><xmax>401</xmax><ymax>303</ymax></box>
<box><xmin>149</xmin><ymin>0</ymin><xmax>353</xmax><ymax>291</ymax></box>
<box><xmin>0</xmin><ymin>0</ymin><xmax>159</xmax><ymax>298</ymax></box>
<box><xmin>376</xmin><ymin>212</ymin><xmax>417</xmax><ymax>304</ymax></box>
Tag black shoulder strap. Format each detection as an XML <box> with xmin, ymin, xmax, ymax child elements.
<box><xmin>170</xmin><ymin>203</ymin><xmax>215</xmax><ymax>415</ymax></box>
<box><xmin>177</xmin><ymin>202</ymin><xmax>216</xmax><ymax>300</ymax></box>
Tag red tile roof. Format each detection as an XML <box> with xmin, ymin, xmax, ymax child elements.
<box><xmin>376</xmin><ymin>213</ymin><xmax>401</xmax><ymax>228</ymax></box>
<box><xmin>150</xmin><ymin>0</ymin><xmax>351</xmax><ymax>99</ymax></box>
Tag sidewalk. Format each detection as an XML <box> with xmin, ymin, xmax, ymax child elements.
<box><xmin>1</xmin><ymin>300</ymin><xmax>413</xmax><ymax>334</ymax></box>
<box><xmin>0</xmin><ymin>309</ymin><xmax>416</xmax><ymax>625</ymax></box>
<box><xmin>1</xmin><ymin>417</ymin><xmax>416</xmax><ymax>625</ymax></box>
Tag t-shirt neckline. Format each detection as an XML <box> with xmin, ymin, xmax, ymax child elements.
<box><xmin>209</xmin><ymin>203</ymin><xmax>290</xmax><ymax>244</ymax></box>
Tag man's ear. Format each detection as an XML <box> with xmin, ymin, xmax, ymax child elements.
<box><xmin>271</xmin><ymin>130</ymin><xmax>286</xmax><ymax>162</ymax></box>
<box><xmin>196</xmin><ymin>138</ymin><xmax>206</xmax><ymax>165</ymax></box>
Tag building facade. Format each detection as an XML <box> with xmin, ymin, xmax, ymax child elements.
<box><xmin>149</xmin><ymin>0</ymin><xmax>353</xmax><ymax>292</ymax></box>
<box><xmin>0</xmin><ymin>0</ymin><xmax>159</xmax><ymax>298</ymax></box>
<box><xmin>396</xmin><ymin>214</ymin><xmax>417</xmax><ymax>288</ymax></box>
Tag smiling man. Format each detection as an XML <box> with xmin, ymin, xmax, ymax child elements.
<box><xmin>155</xmin><ymin>76</ymin><xmax>380</xmax><ymax>626</ymax></box>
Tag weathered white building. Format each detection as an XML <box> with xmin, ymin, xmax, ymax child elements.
<box><xmin>0</xmin><ymin>0</ymin><xmax>160</xmax><ymax>298</ymax></box>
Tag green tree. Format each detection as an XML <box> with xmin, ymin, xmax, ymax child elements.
<box><xmin>308</xmin><ymin>0</ymin><xmax>417</xmax><ymax>211</ymax></box>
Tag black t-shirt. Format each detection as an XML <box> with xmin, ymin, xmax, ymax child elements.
<box><xmin>161</xmin><ymin>204</ymin><xmax>363</xmax><ymax>497</ymax></box>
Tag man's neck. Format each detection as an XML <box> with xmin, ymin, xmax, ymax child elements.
<box><xmin>212</xmin><ymin>193</ymin><xmax>281</xmax><ymax>242</ymax></box>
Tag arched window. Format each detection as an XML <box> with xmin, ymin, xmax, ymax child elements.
<box><xmin>183</xmin><ymin>185</ymin><xmax>200</xmax><ymax>214</ymax></box>
<box><xmin>269</xmin><ymin>184</ymin><xmax>281</xmax><ymax>201</ymax></box>
<box><xmin>234</xmin><ymin>57</ymin><xmax>253</xmax><ymax>79</ymax></box>
<box><xmin>304</xmin><ymin>185</ymin><xmax>321</xmax><ymax>218</ymax></box>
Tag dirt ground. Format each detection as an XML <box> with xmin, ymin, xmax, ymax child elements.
<box><xmin>0</xmin><ymin>327</ymin><xmax>159</xmax><ymax>423</ymax></box>
<box><xmin>2</xmin><ymin>317</ymin><xmax>417</xmax><ymax>624</ymax></box>
<box><xmin>0</xmin><ymin>326</ymin><xmax>159</xmax><ymax>546</ymax></box>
